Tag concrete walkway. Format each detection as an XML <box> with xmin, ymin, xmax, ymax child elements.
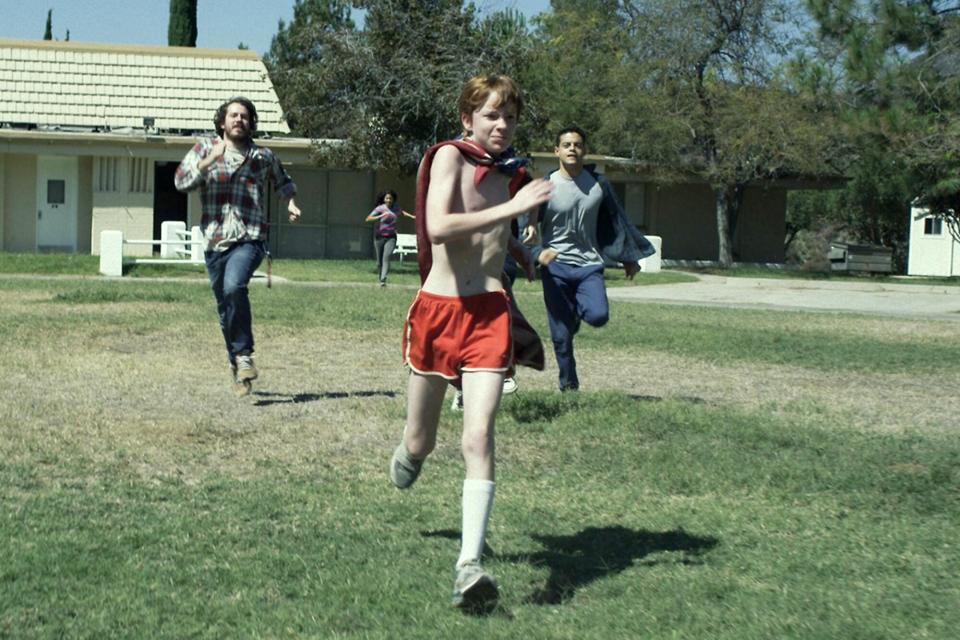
<box><xmin>606</xmin><ymin>274</ymin><xmax>960</xmax><ymax>321</ymax></box>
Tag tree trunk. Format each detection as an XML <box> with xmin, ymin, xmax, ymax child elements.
<box><xmin>715</xmin><ymin>185</ymin><xmax>744</xmax><ymax>268</ymax></box>
<box><xmin>716</xmin><ymin>189</ymin><xmax>731</xmax><ymax>268</ymax></box>
<box><xmin>168</xmin><ymin>0</ymin><xmax>198</xmax><ymax>47</ymax></box>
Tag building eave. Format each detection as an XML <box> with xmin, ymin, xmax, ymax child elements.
<box><xmin>0</xmin><ymin>129</ymin><xmax>330</xmax><ymax>165</ymax></box>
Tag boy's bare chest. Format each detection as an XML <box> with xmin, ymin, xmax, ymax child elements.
<box><xmin>458</xmin><ymin>164</ymin><xmax>511</xmax><ymax>212</ymax></box>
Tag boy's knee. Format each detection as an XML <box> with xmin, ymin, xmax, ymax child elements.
<box><xmin>461</xmin><ymin>427</ymin><xmax>493</xmax><ymax>458</ymax></box>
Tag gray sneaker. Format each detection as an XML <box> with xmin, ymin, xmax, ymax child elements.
<box><xmin>389</xmin><ymin>443</ymin><xmax>423</xmax><ymax>489</ymax></box>
<box><xmin>502</xmin><ymin>376</ymin><xmax>518</xmax><ymax>395</ymax></box>
<box><xmin>235</xmin><ymin>354</ymin><xmax>258</xmax><ymax>382</ymax></box>
<box><xmin>452</xmin><ymin>561</ymin><xmax>498</xmax><ymax>610</ymax></box>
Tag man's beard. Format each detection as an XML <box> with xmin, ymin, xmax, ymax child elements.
<box><xmin>224</xmin><ymin>126</ymin><xmax>250</xmax><ymax>143</ymax></box>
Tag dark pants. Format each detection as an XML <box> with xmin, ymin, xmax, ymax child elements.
<box><xmin>204</xmin><ymin>241</ymin><xmax>265</xmax><ymax>363</ymax></box>
<box><xmin>374</xmin><ymin>235</ymin><xmax>397</xmax><ymax>284</ymax></box>
<box><xmin>541</xmin><ymin>261</ymin><xmax>608</xmax><ymax>390</ymax></box>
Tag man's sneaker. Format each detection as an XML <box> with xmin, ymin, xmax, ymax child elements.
<box><xmin>235</xmin><ymin>354</ymin><xmax>258</xmax><ymax>382</ymax></box>
<box><xmin>502</xmin><ymin>377</ymin><xmax>518</xmax><ymax>395</ymax></box>
<box><xmin>230</xmin><ymin>361</ymin><xmax>251</xmax><ymax>397</ymax></box>
<box><xmin>452</xmin><ymin>561</ymin><xmax>498</xmax><ymax>610</ymax></box>
<box><xmin>389</xmin><ymin>443</ymin><xmax>423</xmax><ymax>489</ymax></box>
<box><xmin>451</xmin><ymin>389</ymin><xmax>464</xmax><ymax>412</ymax></box>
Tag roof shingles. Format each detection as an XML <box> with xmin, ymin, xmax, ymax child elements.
<box><xmin>0</xmin><ymin>39</ymin><xmax>290</xmax><ymax>135</ymax></box>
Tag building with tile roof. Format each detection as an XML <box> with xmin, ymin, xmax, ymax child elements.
<box><xmin>1</xmin><ymin>38</ymin><xmax>840</xmax><ymax>266</ymax></box>
<box><xmin>0</xmin><ymin>38</ymin><xmax>289</xmax><ymax>135</ymax></box>
<box><xmin>0</xmin><ymin>38</ymin><xmax>403</xmax><ymax>260</ymax></box>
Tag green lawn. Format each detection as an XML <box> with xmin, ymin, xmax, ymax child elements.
<box><xmin>0</xmin><ymin>255</ymin><xmax>957</xmax><ymax>638</ymax></box>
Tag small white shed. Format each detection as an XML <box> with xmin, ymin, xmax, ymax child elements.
<box><xmin>907</xmin><ymin>204</ymin><xmax>960</xmax><ymax>277</ymax></box>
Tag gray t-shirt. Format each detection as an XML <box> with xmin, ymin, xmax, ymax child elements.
<box><xmin>540</xmin><ymin>170</ymin><xmax>604</xmax><ymax>267</ymax></box>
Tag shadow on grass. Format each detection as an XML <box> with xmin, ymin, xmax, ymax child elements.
<box><xmin>252</xmin><ymin>389</ymin><xmax>398</xmax><ymax>406</ymax></box>
<box><xmin>629</xmin><ymin>394</ymin><xmax>708</xmax><ymax>404</ymax></box>
<box><xmin>422</xmin><ymin>525</ymin><xmax>718</xmax><ymax>607</ymax></box>
<box><xmin>507</xmin><ymin>394</ymin><xmax>707</xmax><ymax>424</ymax></box>
<box><xmin>506</xmin><ymin>525</ymin><xmax>719</xmax><ymax>605</ymax></box>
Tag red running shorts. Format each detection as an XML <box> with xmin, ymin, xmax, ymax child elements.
<box><xmin>403</xmin><ymin>289</ymin><xmax>512</xmax><ymax>381</ymax></box>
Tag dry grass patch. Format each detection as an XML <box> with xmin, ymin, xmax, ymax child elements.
<box><xmin>581</xmin><ymin>345</ymin><xmax>958</xmax><ymax>434</ymax></box>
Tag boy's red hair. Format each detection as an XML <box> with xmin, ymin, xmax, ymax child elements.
<box><xmin>457</xmin><ymin>74</ymin><xmax>524</xmax><ymax>122</ymax></box>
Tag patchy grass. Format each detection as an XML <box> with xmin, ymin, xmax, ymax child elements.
<box><xmin>1</xmin><ymin>275</ymin><xmax>958</xmax><ymax>638</ymax></box>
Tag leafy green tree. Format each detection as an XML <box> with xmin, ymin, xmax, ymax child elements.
<box><xmin>265</xmin><ymin>0</ymin><xmax>359</xmax><ymax>144</ymax></box>
<box><xmin>532</xmin><ymin>0</ymin><xmax>841</xmax><ymax>266</ymax></box>
<box><xmin>521</xmin><ymin>0</ymin><xmax>634</xmax><ymax>150</ymax></box>
<box><xmin>267</xmin><ymin>0</ymin><xmax>537</xmax><ymax>172</ymax></box>
<box><xmin>168</xmin><ymin>0</ymin><xmax>198</xmax><ymax>47</ymax></box>
<box><xmin>43</xmin><ymin>9</ymin><xmax>53</xmax><ymax>40</ymax></box>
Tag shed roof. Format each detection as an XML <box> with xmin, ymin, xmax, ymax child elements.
<box><xmin>0</xmin><ymin>38</ymin><xmax>289</xmax><ymax>135</ymax></box>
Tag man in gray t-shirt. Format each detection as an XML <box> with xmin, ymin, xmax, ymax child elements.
<box><xmin>531</xmin><ymin>126</ymin><xmax>641</xmax><ymax>391</ymax></box>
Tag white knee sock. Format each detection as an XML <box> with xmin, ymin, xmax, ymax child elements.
<box><xmin>457</xmin><ymin>479</ymin><xmax>496</xmax><ymax>568</ymax></box>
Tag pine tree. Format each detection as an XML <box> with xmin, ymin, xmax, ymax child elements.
<box><xmin>168</xmin><ymin>0</ymin><xmax>198</xmax><ymax>47</ymax></box>
<box><xmin>43</xmin><ymin>9</ymin><xmax>53</xmax><ymax>40</ymax></box>
<box><xmin>805</xmin><ymin>0</ymin><xmax>960</xmax><ymax>250</ymax></box>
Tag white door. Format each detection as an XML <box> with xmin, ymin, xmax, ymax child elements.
<box><xmin>36</xmin><ymin>156</ymin><xmax>78</xmax><ymax>252</ymax></box>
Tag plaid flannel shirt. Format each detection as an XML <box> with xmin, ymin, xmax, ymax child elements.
<box><xmin>175</xmin><ymin>136</ymin><xmax>297</xmax><ymax>252</ymax></box>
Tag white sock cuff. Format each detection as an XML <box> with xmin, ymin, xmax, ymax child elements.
<box><xmin>463</xmin><ymin>479</ymin><xmax>496</xmax><ymax>495</ymax></box>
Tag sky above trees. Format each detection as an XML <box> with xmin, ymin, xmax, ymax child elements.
<box><xmin>0</xmin><ymin>1</ymin><xmax>550</xmax><ymax>54</ymax></box>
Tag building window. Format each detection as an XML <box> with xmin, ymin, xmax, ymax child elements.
<box><xmin>95</xmin><ymin>157</ymin><xmax>120</xmax><ymax>192</ymax></box>
<box><xmin>129</xmin><ymin>158</ymin><xmax>150</xmax><ymax>193</ymax></box>
<box><xmin>47</xmin><ymin>180</ymin><xmax>65</xmax><ymax>204</ymax></box>
<box><xmin>924</xmin><ymin>217</ymin><xmax>943</xmax><ymax>235</ymax></box>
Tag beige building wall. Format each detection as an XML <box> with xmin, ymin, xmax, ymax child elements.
<box><xmin>2</xmin><ymin>154</ymin><xmax>37</xmax><ymax>252</ymax></box>
<box><xmin>90</xmin><ymin>156</ymin><xmax>155</xmax><ymax>256</ymax></box>
<box><xmin>91</xmin><ymin>194</ymin><xmax>155</xmax><ymax>256</ymax></box>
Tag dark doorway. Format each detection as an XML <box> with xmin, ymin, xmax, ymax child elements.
<box><xmin>153</xmin><ymin>161</ymin><xmax>188</xmax><ymax>253</ymax></box>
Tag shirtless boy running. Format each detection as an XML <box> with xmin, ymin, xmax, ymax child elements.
<box><xmin>389</xmin><ymin>75</ymin><xmax>553</xmax><ymax>610</ymax></box>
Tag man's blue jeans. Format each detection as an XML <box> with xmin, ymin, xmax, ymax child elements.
<box><xmin>204</xmin><ymin>241</ymin><xmax>265</xmax><ymax>363</ymax></box>
<box><xmin>541</xmin><ymin>261</ymin><xmax>608</xmax><ymax>390</ymax></box>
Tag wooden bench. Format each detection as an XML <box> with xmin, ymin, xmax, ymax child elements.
<box><xmin>393</xmin><ymin>233</ymin><xmax>418</xmax><ymax>263</ymax></box>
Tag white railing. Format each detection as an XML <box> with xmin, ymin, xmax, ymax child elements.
<box><xmin>99</xmin><ymin>221</ymin><xmax>204</xmax><ymax>276</ymax></box>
